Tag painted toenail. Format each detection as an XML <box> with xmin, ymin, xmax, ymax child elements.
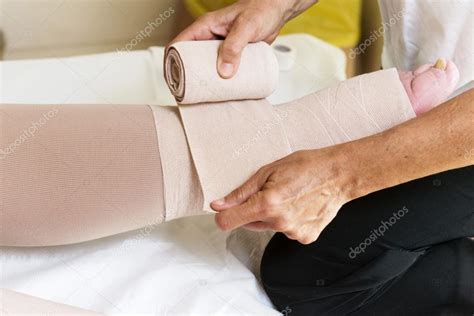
<box><xmin>434</xmin><ymin>58</ymin><xmax>446</xmax><ymax>70</ymax></box>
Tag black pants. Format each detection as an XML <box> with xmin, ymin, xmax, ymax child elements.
<box><xmin>260</xmin><ymin>166</ymin><xmax>474</xmax><ymax>315</ymax></box>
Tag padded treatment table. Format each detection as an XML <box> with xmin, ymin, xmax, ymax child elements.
<box><xmin>0</xmin><ymin>34</ymin><xmax>346</xmax><ymax>315</ymax></box>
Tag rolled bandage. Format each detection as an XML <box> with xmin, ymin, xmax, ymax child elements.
<box><xmin>164</xmin><ymin>40</ymin><xmax>279</xmax><ymax>104</ymax></box>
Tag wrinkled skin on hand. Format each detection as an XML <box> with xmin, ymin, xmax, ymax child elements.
<box><xmin>211</xmin><ymin>148</ymin><xmax>357</xmax><ymax>245</ymax></box>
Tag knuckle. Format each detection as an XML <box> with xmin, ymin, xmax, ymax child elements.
<box><xmin>272</xmin><ymin>218</ymin><xmax>290</xmax><ymax>231</ymax></box>
<box><xmin>279</xmin><ymin>212</ymin><xmax>292</xmax><ymax>223</ymax></box>
<box><xmin>260</xmin><ymin>206</ymin><xmax>273</xmax><ymax>218</ymax></box>
<box><xmin>257</xmin><ymin>165</ymin><xmax>271</xmax><ymax>177</ymax></box>
<box><xmin>261</xmin><ymin>192</ymin><xmax>272</xmax><ymax>207</ymax></box>
<box><xmin>238</xmin><ymin>11</ymin><xmax>259</xmax><ymax>26</ymax></box>
<box><xmin>222</xmin><ymin>42</ymin><xmax>241</xmax><ymax>58</ymax></box>
<box><xmin>232</xmin><ymin>187</ymin><xmax>247</xmax><ymax>203</ymax></box>
<box><xmin>285</xmin><ymin>231</ymin><xmax>299</xmax><ymax>241</ymax></box>
<box><xmin>299</xmin><ymin>236</ymin><xmax>313</xmax><ymax>245</ymax></box>
<box><xmin>300</xmin><ymin>233</ymin><xmax>318</xmax><ymax>245</ymax></box>
<box><xmin>261</xmin><ymin>190</ymin><xmax>281</xmax><ymax>208</ymax></box>
<box><xmin>256</xmin><ymin>165</ymin><xmax>265</xmax><ymax>175</ymax></box>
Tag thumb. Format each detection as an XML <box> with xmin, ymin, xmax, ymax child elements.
<box><xmin>211</xmin><ymin>167</ymin><xmax>270</xmax><ymax>210</ymax></box>
<box><xmin>217</xmin><ymin>15</ymin><xmax>255</xmax><ymax>79</ymax></box>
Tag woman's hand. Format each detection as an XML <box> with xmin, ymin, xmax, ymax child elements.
<box><xmin>211</xmin><ymin>147</ymin><xmax>360</xmax><ymax>244</ymax></box>
<box><xmin>170</xmin><ymin>0</ymin><xmax>317</xmax><ymax>78</ymax></box>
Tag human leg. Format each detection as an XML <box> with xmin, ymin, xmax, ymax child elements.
<box><xmin>0</xmin><ymin>63</ymin><xmax>458</xmax><ymax>246</ymax></box>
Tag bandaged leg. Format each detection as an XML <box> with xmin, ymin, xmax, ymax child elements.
<box><xmin>163</xmin><ymin>41</ymin><xmax>459</xmax><ymax>210</ymax></box>
<box><xmin>170</xmin><ymin>69</ymin><xmax>417</xmax><ymax>210</ymax></box>
<box><xmin>0</xmin><ymin>43</ymin><xmax>458</xmax><ymax>247</ymax></box>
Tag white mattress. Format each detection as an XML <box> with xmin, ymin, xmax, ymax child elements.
<box><xmin>0</xmin><ymin>34</ymin><xmax>346</xmax><ymax>315</ymax></box>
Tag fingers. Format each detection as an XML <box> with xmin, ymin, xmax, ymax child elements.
<box><xmin>215</xmin><ymin>188</ymin><xmax>285</xmax><ymax>231</ymax></box>
<box><xmin>217</xmin><ymin>14</ymin><xmax>256</xmax><ymax>78</ymax></box>
<box><xmin>216</xmin><ymin>193</ymin><xmax>338</xmax><ymax>246</ymax></box>
<box><xmin>243</xmin><ymin>221</ymin><xmax>270</xmax><ymax>232</ymax></box>
<box><xmin>211</xmin><ymin>167</ymin><xmax>270</xmax><ymax>210</ymax></box>
<box><xmin>214</xmin><ymin>193</ymin><xmax>266</xmax><ymax>231</ymax></box>
<box><xmin>169</xmin><ymin>16</ymin><xmax>217</xmax><ymax>46</ymax></box>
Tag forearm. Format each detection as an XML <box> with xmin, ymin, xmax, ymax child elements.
<box><xmin>347</xmin><ymin>88</ymin><xmax>474</xmax><ymax>199</ymax></box>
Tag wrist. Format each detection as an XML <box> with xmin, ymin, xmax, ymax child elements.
<box><xmin>330</xmin><ymin>135</ymin><xmax>390</xmax><ymax>202</ymax></box>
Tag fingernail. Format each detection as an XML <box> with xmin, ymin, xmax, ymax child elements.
<box><xmin>219</xmin><ymin>62</ymin><xmax>234</xmax><ymax>78</ymax></box>
<box><xmin>212</xmin><ymin>198</ymin><xmax>225</xmax><ymax>206</ymax></box>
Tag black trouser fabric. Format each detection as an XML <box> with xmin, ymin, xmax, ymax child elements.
<box><xmin>260</xmin><ymin>166</ymin><xmax>474</xmax><ymax>315</ymax></box>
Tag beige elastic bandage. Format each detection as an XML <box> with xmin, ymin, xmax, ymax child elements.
<box><xmin>159</xmin><ymin>40</ymin><xmax>415</xmax><ymax>216</ymax></box>
<box><xmin>164</xmin><ymin>41</ymin><xmax>279</xmax><ymax>104</ymax></box>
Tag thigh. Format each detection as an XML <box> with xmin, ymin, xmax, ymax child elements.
<box><xmin>260</xmin><ymin>166</ymin><xmax>474</xmax><ymax>315</ymax></box>
<box><xmin>0</xmin><ymin>104</ymin><xmax>164</xmax><ymax>246</ymax></box>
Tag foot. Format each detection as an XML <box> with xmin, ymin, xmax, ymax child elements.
<box><xmin>399</xmin><ymin>58</ymin><xmax>459</xmax><ymax>116</ymax></box>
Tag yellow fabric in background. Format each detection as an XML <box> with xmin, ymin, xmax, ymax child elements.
<box><xmin>184</xmin><ymin>0</ymin><xmax>362</xmax><ymax>48</ymax></box>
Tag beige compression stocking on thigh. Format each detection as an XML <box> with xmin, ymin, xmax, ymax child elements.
<box><xmin>0</xmin><ymin>41</ymin><xmax>415</xmax><ymax>247</ymax></box>
<box><xmin>0</xmin><ymin>104</ymin><xmax>165</xmax><ymax>246</ymax></box>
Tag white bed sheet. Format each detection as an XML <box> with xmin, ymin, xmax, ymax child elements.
<box><xmin>0</xmin><ymin>34</ymin><xmax>346</xmax><ymax>315</ymax></box>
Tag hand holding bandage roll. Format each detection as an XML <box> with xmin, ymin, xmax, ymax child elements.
<box><xmin>164</xmin><ymin>40</ymin><xmax>279</xmax><ymax>104</ymax></box>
